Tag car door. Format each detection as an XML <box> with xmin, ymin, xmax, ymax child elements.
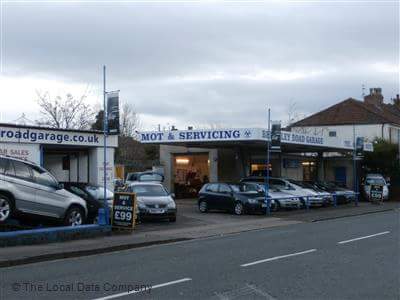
<box><xmin>217</xmin><ymin>184</ymin><xmax>234</xmax><ymax>211</ymax></box>
<box><xmin>31</xmin><ymin>166</ymin><xmax>67</xmax><ymax>218</ymax></box>
<box><xmin>203</xmin><ymin>183</ymin><xmax>219</xmax><ymax>209</ymax></box>
<box><xmin>4</xmin><ymin>160</ymin><xmax>38</xmax><ymax>214</ymax></box>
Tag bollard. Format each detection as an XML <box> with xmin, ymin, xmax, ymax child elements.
<box><xmin>333</xmin><ymin>193</ymin><xmax>337</xmax><ymax>207</ymax></box>
<box><xmin>355</xmin><ymin>192</ymin><xmax>359</xmax><ymax>207</ymax></box>
<box><xmin>305</xmin><ymin>196</ymin><xmax>310</xmax><ymax>210</ymax></box>
<box><xmin>97</xmin><ymin>208</ymin><xmax>107</xmax><ymax>225</ymax></box>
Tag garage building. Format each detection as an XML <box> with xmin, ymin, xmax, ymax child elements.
<box><xmin>0</xmin><ymin>123</ymin><xmax>117</xmax><ymax>190</ymax></box>
<box><xmin>139</xmin><ymin>128</ymin><xmax>373</xmax><ymax>197</ymax></box>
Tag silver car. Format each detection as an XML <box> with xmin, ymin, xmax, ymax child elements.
<box><xmin>126</xmin><ymin>182</ymin><xmax>177</xmax><ymax>222</ymax></box>
<box><xmin>0</xmin><ymin>155</ymin><xmax>88</xmax><ymax>226</ymax></box>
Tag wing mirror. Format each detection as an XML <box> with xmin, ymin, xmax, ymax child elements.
<box><xmin>57</xmin><ymin>183</ymin><xmax>64</xmax><ymax>190</ymax></box>
<box><xmin>170</xmin><ymin>193</ymin><xmax>176</xmax><ymax>199</ymax></box>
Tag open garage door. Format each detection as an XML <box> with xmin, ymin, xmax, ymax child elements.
<box><xmin>43</xmin><ymin>147</ymin><xmax>89</xmax><ymax>184</ymax></box>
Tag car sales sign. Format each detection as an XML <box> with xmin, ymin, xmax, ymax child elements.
<box><xmin>370</xmin><ymin>184</ymin><xmax>383</xmax><ymax>201</ymax></box>
<box><xmin>112</xmin><ymin>192</ymin><xmax>137</xmax><ymax>229</ymax></box>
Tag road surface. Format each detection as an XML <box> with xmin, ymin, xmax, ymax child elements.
<box><xmin>1</xmin><ymin>210</ymin><xmax>398</xmax><ymax>299</ymax></box>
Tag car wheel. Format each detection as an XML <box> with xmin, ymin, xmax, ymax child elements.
<box><xmin>0</xmin><ymin>194</ymin><xmax>13</xmax><ymax>223</ymax></box>
<box><xmin>64</xmin><ymin>206</ymin><xmax>85</xmax><ymax>226</ymax></box>
<box><xmin>234</xmin><ymin>202</ymin><xmax>244</xmax><ymax>215</ymax></box>
<box><xmin>169</xmin><ymin>216</ymin><xmax>177</xmax><ymax>222</ymax></box>
<box><xmin>199</xmin><ymin>200</ymin><xmax>208</xmax><ymax>213</ymax></box>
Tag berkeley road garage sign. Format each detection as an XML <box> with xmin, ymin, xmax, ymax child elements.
<box><xmin>139</xmin><ymin>127</ymin><xmax>373</xmax><ymax>151</ymax></box>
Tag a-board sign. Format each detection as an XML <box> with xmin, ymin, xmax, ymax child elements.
<box><xmin>111</xmin><ymin>192</ymin><xmax>136</xmax><ymax>229</ymax></box>
<box><xmin>370</xmin><ymin>184</ymin><xmax>383</xmax><ymax>201</ymax></box>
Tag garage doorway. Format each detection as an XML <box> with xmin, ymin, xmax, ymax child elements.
<box><xmin>173</xmin><ymin>153</ymin><xmax>210</xmax><ymax>198</ymax></box>
<box><xmin>43</xmin><ymin>148</ymin><xmax>89</xmax><ymax>184</ymax></box>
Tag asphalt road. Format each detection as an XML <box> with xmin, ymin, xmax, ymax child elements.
<box><xmin>1</xmin><ymin>210</ymin><xmax>399</xmax><ymax>300</ymax></box>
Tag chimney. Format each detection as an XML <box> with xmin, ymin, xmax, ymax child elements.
<box><xmin>364</xmin><ymin>87</ymin><xmax>384</xmax><ymax>106</ymax></box>
<box><xmin>392</xmin><ymin>94</ymin><xmax>400</xmax><ymax>108</ymax></box>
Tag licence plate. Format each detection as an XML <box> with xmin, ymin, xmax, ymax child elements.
<box><xmin>149</xmin><ymin>208</ymin><xmax>164</xmax><ymax>214</ymax></box>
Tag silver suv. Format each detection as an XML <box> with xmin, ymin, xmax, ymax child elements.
<box><xmin>0</xmin><ymin>155</ymin><xmax>88</xmax><ymax>226</ymax></box>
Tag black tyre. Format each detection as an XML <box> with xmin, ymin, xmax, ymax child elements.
<box><xmin>64</xmin><ymin>206</ymin><xmax>85</xmax><ymax>226</ymax></box>
<box><xmin>275</xmin><ymin>201</ymin><xmax>281</xmax><ymax>211</ymax></box>
<box><xmin>234</xmin><ymin>202</ymin><xmax>244</xmax><ymax>215</ymax></box>
<box><xmin>169</xmin><ymin>216</ymin><xmax>177</xmax><ymax>222</ymax></box>
<box><xmin>0</xmin><ymin>194</ymin><xmax>13</xmax><ymax>223</ymax></box>
<box><xmin>198</xmin><ymin>200</ymin><xmax>208</xmax><ymax>213</ymax></box>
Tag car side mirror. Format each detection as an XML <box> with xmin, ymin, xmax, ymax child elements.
<box><xmin>170</xmin><ymin>193</ymin><xmax>176</xmax><ymax>198</ymax></box>
<box><xmin>387</xmin><ymin>183</ymin><xmax>391</xmax><ymax>187</ymax></box>
<box><xmin>57</xmin><ymin>183</ymin><xmax>64</xmax><ymax>190</ymax></box>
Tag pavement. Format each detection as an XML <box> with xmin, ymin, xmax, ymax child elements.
<box><xmin>0</xmin><ymin>209</ymin><xmax>398</xmax><ymax>299</ymax></box>
<box><xmin>0</xmin><ymin>200</ymin><xmax>398</xmax><ymax>268</ymax></box>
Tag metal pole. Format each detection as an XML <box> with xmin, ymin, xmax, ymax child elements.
<box><xmin>353</xmin><ymin>124</ymin><xmax>358</xmax><ymax>206</ymax></box>
<box><xmin>265</xmin><ymin>108</ymin><xmax>271</xmax><ymax>214</ymax></box>
<box><xmin>103</xmin><ymin>65</ymin><xmax>109</xmax><ymax>223</ymax></box>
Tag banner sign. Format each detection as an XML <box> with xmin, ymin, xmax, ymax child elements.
<box><xmin>356</xmin><ymin>137</ymin><xmax>364</xmax><ymax>158</ymax></box>
<box><xmin>107</xmin><ymin>92</ymin><xmax>120</xmax><ymax>135</ymax></box>
<box><xmin>138</xmin><ymin>128</ymin><xmax>373</xmax><ymax>151</ymax></box>
<box><xmin>270</xmin><ymin>121</ymin><xmax>282</xmax><ymax>152</ymax></box>
<box><xmin>111</xmin><ymin>192</ymin><xmax>136</xmax><ymax>229</ymax></box>
<box><xmin>370</xmin><ymin>184</ymin><xmax>383</xmax><ymax>201</ymax></box>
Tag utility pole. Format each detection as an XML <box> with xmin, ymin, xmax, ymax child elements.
<box><xmin>353</xmin><ymin>124</ymin><xmax>358</xmax><ymax>206</ymax></box>
<box><xmin>265</xmin><ymin>108</ymin><xmax>271</xmax><ymax>215</ymax></box>
<box><xmin>103</xmin><ymin>65</ymin><xmax>109</xmax><ymax>223</ymax></box>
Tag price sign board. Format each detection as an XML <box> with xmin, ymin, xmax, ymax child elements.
<box><xmin>370</xmin><ymin>184</ymin><xmax>383</xmax><ymax>201</ymax></box>
<box><xmin>111</xmin><ymin>192</ymin><xmax>137</xmax><ymax>229</ymax></box>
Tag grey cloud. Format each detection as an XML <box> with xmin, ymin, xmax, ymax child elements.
<box><xmin>2</xmin><ymin>2</ymin><xmax>399</xmax><ymax>129</ymax></box>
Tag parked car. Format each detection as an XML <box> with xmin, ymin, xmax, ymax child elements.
<box><xmin>255</xmin><ymin>183</ymin><xmax>301</xmax><ymax>210</ymax></box>
<box><xmin>197</xmin><ymin>182</ymin><xmax>277</xmax><ymax>215</ymax></box>
<box><xmin>125</xmin><ymin>171</ymin><xmax>164</xmax><ymax>185</ymax></box>
<box><xmin>63</xmin><ymin>183</ymin><xmax>114</xmax><ymax>223</ymax></box>
<box><xmin>287</xmin><ymin>180</ymin><xmax>333</xmax><ymax>206</ymax></box>
<box><xmin>241</xmin><ymin>177</ymin><xmax>325</xmax><ymax>207</ymax></box>
<box><xmin>311</xmin><ymin>181</ymin><xmax>355</xmax><ymax>204</ymax></box>
<box><xmin>361</xmin><ymin>174</ymin><xmax>390</xmax><ymax>201</ymax></box>
<box><xmin>0</xmin><ymin>155</ymin><xmax>88</xmax><ymax>226</ymax></box>
<box><xmin>125</xmin><ymin>182</ymin><xmax>176</xmax><ymax>222</ymax></box>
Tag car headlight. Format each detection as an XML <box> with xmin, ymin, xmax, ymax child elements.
<box><xmin>247</xmin><ymin>198</ymin><xmax>258</xmax><ymax>204</ymax></box>
<box><xmin>167</xmin><ymin>201</ymin><xmax>176</xmax><ymax>209</ymax></box>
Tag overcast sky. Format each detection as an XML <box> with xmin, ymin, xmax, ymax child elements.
<box><xmin>1</xmin><ymin>1</ymin><xmax>399</xmax><ymax>130</ymax></box>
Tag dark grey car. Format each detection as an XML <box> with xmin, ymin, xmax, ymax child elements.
<box><xmin>0</xmin><ymin>155</ymin><xmax>88</xmax><ymax>226</ymax></box>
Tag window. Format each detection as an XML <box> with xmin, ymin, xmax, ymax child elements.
<box><xmin>4</xmin><ymin>160</ymin><xmax>15</xmax><ymax>177</ymax></box>
<box><xmin>329</xmin><ymin>131</ymin><xmax>337</xmax><ymax>137</ymax></box>
<box><xmin>31</xmin><ymin>166</ymin><xmax>58</xmax><ymax>188</ymax></box>
<box><xmin>13</xmin><ymin>161</ymin><xmax>32</xmax><ymax>181</ymax></box>
<box><xmin>0</xmin><ymin>158</ymin><xmax>8</xmax><ymax>174</ymax></box>
<box><xmin>219</xmin><ymin>184</ymin><xmax>231</xmax><ymax>193</ymax></box>
<box><xmin>206</xmin><ymin>184</ymin><xmax>219</xmax><ymax>193</ymax></box>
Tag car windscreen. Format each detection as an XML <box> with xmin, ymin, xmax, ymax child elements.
<box><xmin>85</xmin><ymin>186</ymin><xmax>114</xmax><ymax>200</ymax></box>
<box><xmin>138</xmin><ymin>173</ymin><xmax>163</xmax><ymax>182</ymax></box>
<box><xmin>129</xmin><ymin>185</ymin><xmax>168</xmax><ymax>196</ymax></box>
<box><xmin>365</xmin><ymin>178</ymin><xmax>385</xmax><ymax>185</ymax></box>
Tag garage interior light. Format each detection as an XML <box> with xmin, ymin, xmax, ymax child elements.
<box><xmin>176</xmin><ymin>158</ymin><xmax>189</xmax><ymax>165</ymax></box>
<box><xmin>302</xmin><ymin>161</ymin><xmax>315</xmax><ymax>166</ymax></box>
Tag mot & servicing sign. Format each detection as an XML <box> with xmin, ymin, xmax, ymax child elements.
<box><xmin>140</xmin><ymin>128</ymin><xmax>327</xmax><ymax>147</ymax></box>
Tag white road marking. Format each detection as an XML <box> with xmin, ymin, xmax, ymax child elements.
<box><xmin>338</xmin><ymin>231</ymin><xmax>390</xmax><ymax>244</ymax></box>
<box><xmin>92</xmin><ymin>278</ymin><xmax>192</xmax><ymax>300</ymax></box>
<box><xmin>240</xmin><ymin>249</ymin><xmax>317</xmax><ymax>267</ymax></box>
<box><xmin>245</xmin><ymin>284</ymin><xmax>277</xmax><ymax>300</ymax></box>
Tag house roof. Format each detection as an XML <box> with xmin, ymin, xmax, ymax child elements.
<box><xmin>291</xmin><ymin>98</ymin><xmax>400</xmax><ymax>127</ymax></box>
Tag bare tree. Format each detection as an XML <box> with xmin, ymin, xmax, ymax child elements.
<box><xmin>35</xmin><ymin>91</ymin><xmax>96</xmax><ymax>130</ymax></box>
<box><xmin>120</xmin><ymin>102</ymin><xmax>141</xmax><ymax>138</ymax></box>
